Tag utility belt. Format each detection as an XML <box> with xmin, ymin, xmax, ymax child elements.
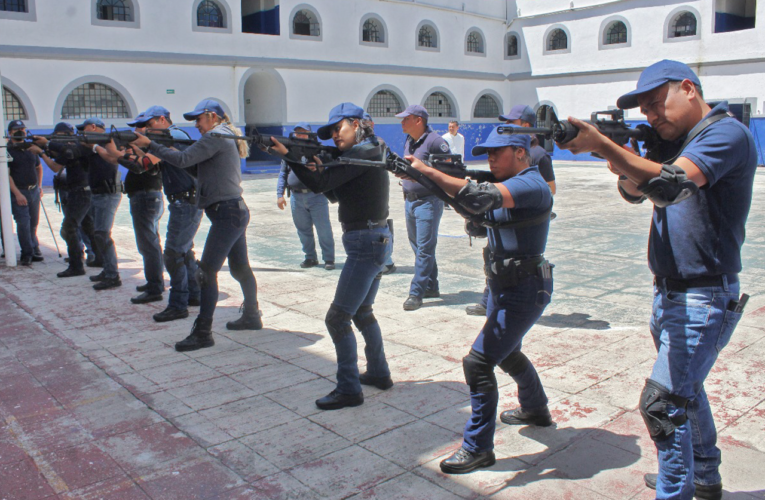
<box><xmin>341</xmin><ymin>218</ymin><xmax>388</xmax><ymax>233</ymax></box>
<box><xmin>91</xmin><ymin>182</ymin><xmax>122</xmax><ymax>195</ymax></box>
<box><xmin>404</xmin><ymin>191</ymin><xmax>434</xmax><ymax>202</ymax></box>
<box><xmin>655</xmin><ymin>274</ymin><xmax>738</xmax><ymax>293</ymax></box>
<box><xmin>19</xmin><ymin>184</ymin><xmax>38</xmax><ymax>191</ymax></box>
<box><xmin>167</xmin><ymin>189</ymin><xmax>196</xmax><ymax>204</ymax></box>
<box><xmin>483</xmin><ymin>247</ymin><xmax>551</xmax><ymax>288</ymax></box>
<box><xmin>127</xmin><ymin>188</ymin><xmax>162</xmax><ymax>199</ymax></box>
<box><xmin>290</xmin><ymin>187</ymin><xmax>312</xmax><ymax>194</ymax></box>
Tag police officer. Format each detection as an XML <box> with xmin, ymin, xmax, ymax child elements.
<box><xmin>396</xmin><ymin>104</ymin><xmax>450</xmax><ymax>311</ymax></box>
<box><xmin>131</xmin><ymin>99</ymin><xmax>261</xmax><ymax>351</ymax></box>
<box><xmin>559</xmin><ymin>60</ymin><xmax>755</xmax><ymax>500</ymax></box>
<box><xmin>6</xmin><ymin>120</ymin><xmax>43</xmax><ymax>266</ymax></box>
<box><xmin>35</xmin><ymin>122</ymin><xmax>98</xmax><ymax>277</ymax></box>
<box><xmin>276</xmin><ymin>122</ymin><xmax>336</xmax><ymax>270</ymax></box>
<box><xmin>403</xmin><ymin>128</ymin><xmax>554</xmax><ymax>474</ymax></box>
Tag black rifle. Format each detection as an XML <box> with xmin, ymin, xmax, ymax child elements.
<box><xmin>14</xmin><ymin>126</ymin><xmax>196</xmax><ymax>150</ymax></box>
<box><xmin>424</xmin><ymin>153</ymin><xmax>497</xmax><ymax>183</ymax></box>
<box><xmin>210</xmin><ymin>128</ymin><xmax>340</xmax><ymax>164</ymax></box>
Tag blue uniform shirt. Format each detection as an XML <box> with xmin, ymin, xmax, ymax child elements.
<box><xmin>649</xmin><ymin>102</ymin><xmax>756</xmax><ymax>279</ymax></box>
<box><xmin>276</xmin><ymin>160</ymin><xmax>310</xmax><ymax>197</ymax></box>
<box><xmin>7</xmin><ymin>148</ymin><xmax>40</xmax><ymax>187</ymax></box>
<box><xmin>402</xmin><ymin>127</ymin><xmax>451</xmax><ymax>196</ymax></box>
<box><xmin>487</xmin><ymin>166</ymin><xmax>552</xmax><ymax>257</ymax></box>
<box><xmin>160</xmin><ymin>126</ymin><xmax>197</xmax><ymax>196</ymax></box>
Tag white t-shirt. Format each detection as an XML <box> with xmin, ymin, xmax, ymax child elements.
<box><xmin>442</xmin><ymin>132</ymin><xmax>465</xmax><ymax>158</ymax></box>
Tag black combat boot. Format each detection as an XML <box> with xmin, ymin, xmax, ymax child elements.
<box><xmin>439</xmin><ymin>447</ymin><xmax>496</xmax><ymax>474</ymax></box>
<box><xmin>226</xmin><ymin>303</ymin><xmax>263</xmax><ymax>330</ymax></box>
<box><xmin>175</xmin><ymin>318</ymin><xmax>214</xmax><ymax>352</ymax></box>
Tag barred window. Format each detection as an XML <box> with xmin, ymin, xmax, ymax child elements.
<box><xmin>418</xmin><ymin>24</ymin><xmax>437</xmax><ymax>48</ymax></box>
<box><xmin>0</xmin><ymin>0</ymin><xmax>26</xmax><ymax>12</ymax></box>
<box><xmin>293</xmin><ymin>9</ymin><xmax>319</xmax><ymax>36</ymax></box>
<box><xmin>61</xmin><ymin>83</ymin><xmax>129</xmax><ymax>120</ymax></box>
<box><xmin>507</xmin><ymin>34</ymin><xmax>518</xmax><ymax>56</ymax></box>
<box><xmin>363</xmin><ymin>18</ymin><xmax>383</xmax><ymax>43</ymax></box>
<box><xmin>198</xmin><ymin>0</ymin><xmax>224</xmax><ymax>28</ymax></box>
<box><xmin>424</xmin><ymin>92</ymin><xmax>454</xmax><ymax>118</ymax></box>
<box><xmin>97</xmin><ymin>0</ymin><xmax>131</xmax><ymax>21</ymax></box>
<box><xmin>547</xmin><ymin>28</ymin><xmax>567</xmax><ymax>51</ymax></box>
<box><xmin>467</xmin><ymin>31</ymin><xmax>483</xmax><ymax>53</ymax></box>
<box><xmin>367</xmin><ymin>91</ymin><xmax>402</xmax><ymax>117</ymax></box>
<box><xmin>605</xmin><ymin>21</ymin><xmax>627</xmax><ymax>45</ymax></box>
<box><xmin>671</xmin><ymin>12</ymin><xmax>697</xmax><ymax>38</ymax></box>
<box><xmin>3</xmin><ymin>86</ymin><xmax>27</xmax><ymax>122</ymax></box>
<box><xmin>474</xmin><ymin>94</ymin><xmax>499</xmax><ymax>118</ymax></box>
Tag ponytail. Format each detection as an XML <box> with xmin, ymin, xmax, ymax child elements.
<box><xmin>213</xmin><ymin>113</ymin><xmax>250</xmax><ymax>159</ymax></box>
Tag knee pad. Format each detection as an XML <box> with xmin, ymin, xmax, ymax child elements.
<box><xmin>352</xmin><ymin>305</ymin><xmax>377</xmax><ymax>331</ymax></box>
<box><xmin>462</xmin><ymin>349</ymin><xmax>497</xmax><ymax>393</ymax></box>
<box><xmin>195</xmin><ymin>260</ymin><xmax>215</xmax><ymax>289</ymax></box>
<box><xmin>94</xmin><ymin>231</ymin><xmax>112</xmax><ymax>251</ymax></box>
<box><xmin>163</xmin><ymin>249</ymin><xmax>183</xmax><ymax>274</ymax></box>
<box><xmin>498</xmin><ymin>351</ymin><xmax>531</xmax><ymax>377</ymax></box>
<box><xmin>639</xmin><ymin>379</ymin><xmax>689</xmax><ymax>442</ymax></box>
<box><xmin>60</xmin><ymin>222</ymin><xmax>78</xmax><ymax>242</ymax></box>
<box><xmin>325</xmin><ymin>304</ymin><xmax>353</xmax><ymax>342</ymax></box>
<box><xmin>229</xmin><ymin>262</ymin><xmax>253</xmax><ymax>283</ymax></box>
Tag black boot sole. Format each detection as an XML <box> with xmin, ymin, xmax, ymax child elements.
<box><xmin>439</xmin><ymin>453</ymin><xmax>496</xmax><ymax>474</ymax></box>
<box><xmin>315</xmin><ymin>397</ymin><xmax>364</xmax><ymax>411</ymax></box>
<box><xmin>175</xmin><ymin>339</ymin><xmax>215</xmax><ymax>352</ymax></box>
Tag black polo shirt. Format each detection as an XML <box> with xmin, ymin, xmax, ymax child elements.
<box><xmin>7</xmin><ymin>147</ymin><xmax>39</xmax><ymax>188</ymax></box>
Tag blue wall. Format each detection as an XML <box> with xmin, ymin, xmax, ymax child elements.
<box><xmin>714</xmin><ymin>12</ymin><xmax>755</xmax><ymax>33</ymax></box>
<box><xmin>242</xmin><ymin>6</ymin><xmax>280</xmax><ymax>35</ymax></box>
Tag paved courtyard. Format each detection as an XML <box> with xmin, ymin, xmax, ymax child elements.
<box><xmin>1</xmin><ymin>162</ymin><xmax>764</xmax><ymax>500</ymax></box>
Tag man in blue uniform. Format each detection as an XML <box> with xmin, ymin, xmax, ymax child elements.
<box><xmin>6</xmin><ymin>120</ymin><xmax>43</xmax><ymax>266</ymax></box>
<box><xmin>276</xmin><ymin>122</ymin><xmax>335</xmax><ymax>270</ymax></box>
<box><xmin>403</xmin><ymin>128</ymin><xmax>554</xmax><ymax>474</ymax></box>
<box><xmin>559</xmin><ymin>60</ymin><xmax>755</xmax><ymax>500</ymax></box>
<box><xmin>396</xmin><ymin>104</ymin><xmax>450</xmax><ymax>311</ymax></box>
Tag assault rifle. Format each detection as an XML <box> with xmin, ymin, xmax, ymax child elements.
<box><xmin>5</xmin><ymin>127</ymin><xmax>195</xmax><ymax>151</ymax></box>
<box><xmin>210</xmin><ymin>128</ymin><xmax>340</xmax><ymax>164</ymax></box>
<box><xmin>424</xmin><ymin>154</ymin><xmax>496</xmax><ymax>183</ymax></box>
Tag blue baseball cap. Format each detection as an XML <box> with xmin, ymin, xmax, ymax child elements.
<box><xmin>472</xmin><ymin>126</ymin><xmax>531</xmax><ymax>156</ymax></box>
<box><xmin>317</xmin><ymin>102</ymin><xmax>365</xmax><ymax>140</ymax></box>
<box><xmin>499</xmin><ymin>105</ymin><xmax>536</xmax><ymax>126</ymax></box>
<box><xmin>183</xmin><ymin>99</ymin><xmax>226</xmax><ymax>121</ymax></box>
<box><xmin>126</xmin><ymin>112</ymin><xmax>147</xmax><ymax>127</ymax></box>
<box><xmin>617</xmin><ymin>59</ymin><xmax>702</xmax><ymax>110</ymax></box>
<box><xmin>7</xmin><ymin>119</ymin><xmax>25</xmax><ymax>132</ymax></box>
<box><xmin>143</xmin><ymin>105</ymin><xmax>171</xmax><ymax>122</ymax></box>
<box><xmin>293</xmin><ymin>121</ymin><xmax>312</xmax><ymax>133</ymax></box>
<box><xmin>76</xmin><ymin>117</ymin><xmax>106</xmax><ymax>131</ymax></box>
<box><xmin>395</xmin><ymin>104</ymin><xmax>429</xmax><ymax>121</ymax></box>
<box><xmin>53</xmin><ymin>122</ymin><xmax>75</xmax><ymax>135</ymax></box>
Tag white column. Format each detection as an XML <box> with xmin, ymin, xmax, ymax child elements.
<box><xmin>0</xmin><ymin>69</ymin><xmax>18</xmax><ymax>267</ymax></box>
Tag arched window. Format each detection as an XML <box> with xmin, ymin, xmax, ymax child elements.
<box><xmin>604</xmin><ymin>20</ymin><xmax>627</xmax><ymax>45</ymax></box>
<box><xmin>507</xmin><ymin>34</ymin><xmax>518</xmax><ymax>56</ymax></box>
<box><xmin>367</xmin><ymin>90</ymin><xmax>403</xmax><ymax>117</ymax></box>
<box><xmin>474</xmin><ymin>94</ymin><xmax>500</xmax><ymax>119</ymax></box>
<box><xmin>293</xmin><ymin>9</ymin><xmax>319</xmax><ymax>37</ymax></box>
<box><xmin>670</xmin><ymin>11</ymin><xmax>697</xmax><ymax>38</ymax></box>
<box><xmin>3</xmin><ymin>86</ymin><xmax>27</xmax><ymax>121</ymax></box>
<box><xmin>61</xmin><ymin>82</ymin><xmax>129</xmax><ymax>119</ymax></box>
<box><xmin>1</xmin><ymin>0</ymin><xmax>26</xmax><ymax>12</ymax></box>
<box><xmin>547</xmin><ymin>28</ymin><xmax>567</xmax><ymax>51</ymax></box>
<box><xmin>424</xmin><ymin>92</ymin><xmax>454</xmax><ymax>118</ymax></box>
<box><xmin>466</xmin><ymin>30</ymin><xmax>484</xmax><ymax>53</ymax></box>
<box><xmin>97</xmin><ymin>0</ymin><xmax>131</xmax><ymax>21</ymax></box>
<box><xmin>197</xmin><ymin>0</ymin><xmax>224</xmax><ymax>28</ymax></box>
<box><xmin>418</xmin><ymin>24</ymin><xmax>437</xmax><ymax>48</ymax></box>
<box><xmin>362</xmin><ymin>18</ymin><xmax>383</xmax><ymax>43</ymax></box>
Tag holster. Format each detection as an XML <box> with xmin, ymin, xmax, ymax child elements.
<box><xmin>483</xmin><ymin>247</ymin><xmax>547</xmax><ymax>289</ymax></box>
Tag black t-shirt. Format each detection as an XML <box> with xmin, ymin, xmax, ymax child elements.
<box><xmin>124</xmin><ymin>170</ymin><xmax>163</xmax><ymax>195</ymax></box>
<box><xmin>530</xmin><ymin>146</ymin><xmax>555</xmax><ymax>183</ymax></box>
<box><xmin>7</xmin><ymin>148</ymin><xmax>39</xmax><ymax>187</ymax></box>
<box><xmin>48</xmin><ymin>142</ymin><xmax>120</xmax><ymax>190</ymax></box>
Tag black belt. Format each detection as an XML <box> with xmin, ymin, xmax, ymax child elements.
<box><xmin>69</xmin><ymin>185</ymin><xmax>90</xmax><ymax>192</ymax></box>
<box><xmin>127</xmin><ymin>188</ymin><xmax>162</xmax><ymax>198</ymax></box>
<box><xmin>404</xmin><ymin>192</ymin><xmax>433</xmax><ymax>202</ymax></box>
<box><xmin>655</xmin><ymin>274</ymin><xmax>738</xmax><ymax>292</ymax></box>
<box><xmin>20</xmin><ymin>185</ymin><xmax>37</xmax><ymax>191</ymax></box>
<box><xmin>341</xmin><ymin>219</ymin><xmax>388</xmax><ymax>233</ymax></box>
<box><xmin>91</xmin><ymin>182</ymin><xmax>122</xmax><ymax>195</ymax></box>
<box><xmin>167</xmin><ymin>189</ymin><xmax>195</xmax><ymax>203</ymax></box>
<box><xmin>291</xmin><ymin>188</ymin><xmax>312</xmax><ymax>194</ymax></box>
<box><xmin>207</xmin><ymin>197</ymin><xmax>243</xmax><ymax>212</ymax></box>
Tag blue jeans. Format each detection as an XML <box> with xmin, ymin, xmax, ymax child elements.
<box><xmin>405</xmin><ymin>195</ymin><xmax>443</xmax><ymax>296</ymax></box>
<box><xmin>165</xmin><ymin>200</ymin><xmax>203</xmax><ymax>310</ymax></box>
<box><xmin>129</xmin><ymin>192</ymin><xmax>165</xmax><ymax>295</ymax></box>
<box><xmin>10</xmin><ymin>187</ymin><xmax>40</xmax><ymax>258</ymax></box>
<box><xmin>291</xmin><ymin>192</ymin><xmax>335</xmax><ymax>262</ymax></box>
<box><xmin>91</xmin><ymin>192</ymin><xmax>122</xmax><ymax>279</ymax></box>
<box><xmin>649</xmin><ymin>279</ymin><xmax>742</xmax><ymax>499</ymax></box>
<box><xmin>61</xmin><ymin>189</ymin><xmax>94</xmax><ymax>270</ymax></box>
<box><xmin>463</xmin><ymin>275</ymin><xmax>553</xmax><ymax>453</ymax></box>
<box><xmin>330</xmin><ymin>227</ymin><xmax>392</xmax><ymax>395</ymax></box>
<box><xmin>198</xmin><ymin>199</ymin><xmax>257</xmax><ymax>320</ymax></box>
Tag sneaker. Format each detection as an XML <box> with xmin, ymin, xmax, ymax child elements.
<box><xmin>324</xmin><ymin>261</ymin><xmax>335</xmax><ymax>270</ymax></box>
<box><xmin>403</xmin><ymin>295</ymin><xmax>422</xmax><ymax>311</ymax></box>
<box><xmin>381</xmin><ymin>264</ymin><xmax>396</xmax><ymax>275</ymax></box>
<box><xmin>315</xmin><ymin>390</ymin><xmax>364</xmax><ymax>410</ymax></box>
<box><xmin>439</xmin><ymin>447</ymin><xmax>496</xmax><ymax>475</ymax></box>
<box><xmin>153</xmin><ymin>307</ymin><xmax>190</xmax><ymax>323</ymax></box>
<box><xmin>643</xmin><ymin>473</ymin><xmax>722</xmax><ymax>500</ymax></box>
<box><xmin>465</xmin><ymin>304</ymin><xmax>487</xmax><ymax>316</ymax></box>
<box><xmin>500</xmin><ymin>407</ymin><xmax>553</xmax><ymax>427</ymax></box>
<box><xmin>300</xmin><ymin>258</ymin><xmax>319</xmax><ymax>268</ymax></box>
<box><xmin>93</xmin><ymin>277</ymin><xmax>122</xmax><ymax>291</ymax></box>
<box><xmin>57</xmin><ymin>267</ymin><xmax>86</xmax><ymax>278</ymax></box>
<box><xmin>359</xmin><ymin>372</ymin><xmax>393</xmax><ymax>390</ymax></box>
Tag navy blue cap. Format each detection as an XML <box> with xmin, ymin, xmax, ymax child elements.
<box><xmin>395</xmin><ymin>104</ymin><xmax>428</xmax><ymax>121</ymax></box>
<box><xmin>472</xmin><ymin>126</ymin><xmax>531</xmax><ymax>156</ymax></box>
<box><xmin>317</xmin><ymin>102</ymin><xmax>365</xmax><ymax>140</ymax></box>
<box><xmin>76</xmin><ymin>117</ymin><xmax>106</xmax><ymax>131</ymax></box>
<box><xmin>53</xmin><ymin>122</ymin><xmax>75</xmax><ymax>135</ymax></box>
<box><xmin>126</xmin><ymin>112</ymin><xmax>148</xmax><ymax>127</ymax></box>
<box><xmin>183</xmin><ymin>99</ymin><xmax>226</xmax><ymax>121</ymax></box>
<box><xmin>293</xmin><ymin>121</ymin><xmax>312</xmax><ymax>133</ymax></box>
<box><xmin>499</xmin><ymin>105</ymin><xmax>536</xmax><ymax>126</ymax></box>
<box><xmin>617</xmin><ymin>59</ymin><xmax>702</xmax><ymax>110</ymax></box>
<box><xmin>7</xmin><ymin>119</ymin><xmax>25</xmax><ymax>131</ymax></box>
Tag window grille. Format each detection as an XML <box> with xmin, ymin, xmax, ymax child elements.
<box><xmin>367</xmin><ymin>91</ymin><xmax>402</xmax><ymax>117</ymax></box>
<box><xmin>198</xmin><ymin>0</ymin><xmax>224</xmax><ymax>28</ymax></box>
<box><xmin>61</xmin><ymin>83</ymin><xmax>129</xmax><ymax>120</ymax></box>
<box><xmin>605</xmin><ymin>21</ymin><xmax>627</xmax><ymax>44</ymax></box>
<box><xmin>424</xmin><ymin>92</ymin><xmax>454</xmax><ymax>118</ymax></box>
<box><xmin>363</xmin><ymin>19</ymin><xmax>382</xmax><ymax>43</ymax></box>
<box><xmin>97</xmin><ymin>0</ymin><xmax>131</xmax><ymax>21</ymax></box>
<box><xmin>507</xmin><ymin>35</ymin><xmax>518</xmax><ymax>56</ymax></box>
<box><xmin>467</xmin><ymin>32</ymin><xmax>482</xmax><ymax>53</ymax></box>
<box><xmin>671</xmin><ymin>12</ymin><xmax>697</xmax><ymax>37</ymax></box>
<box><xmin>418</xmin><ymin>25</ymin><xmax>436</xmax><ymax>48</ymax></box>
<box><xmin>474</xmin><ymin>95</ymin><xmax>499</xmax><ymax>118</ymax></box>
<box><xmin>0</xmin><ymin>0</ymin><xmax>26</xmax><ymax>12</ymax></box>
<box><xmin>293</xmin><ymin>9</ymin><xmax>319</xmax><ymax>36</ymax></box>
<box><xmin>547</xmin><ymin>29</ymin><xmax>567</xmax><ymax>51</ymax></box>
<box><xmin>3</xmin><ymin>87</ymin><xmax>27</xmax><ymax>121</ymax></box>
